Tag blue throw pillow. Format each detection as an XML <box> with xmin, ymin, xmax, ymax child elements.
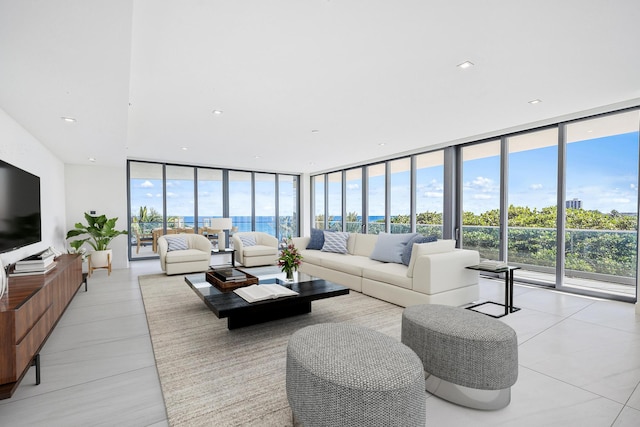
<box><xmin>369</xmin><ymin>232</ymin><xmax>416</xmax><ymax>264</ymax></box>
<box><xmin>401</xmin><ymin>235</ymin><xmax>438</xmax><ymax>266</ymax></box>
<box><xmin>307</xmin><ymin>228</ymin><xmax>326</xmax><ymax>250</ymax></box>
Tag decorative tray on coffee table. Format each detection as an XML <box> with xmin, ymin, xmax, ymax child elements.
<box><xmin>206</xmin><ymin>267</ymin><xmax>259</xmax><ymax>291</ymax></box>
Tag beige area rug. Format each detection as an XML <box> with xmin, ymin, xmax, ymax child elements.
<box><xmin>138</xmin><ymin>273</ymin><xmax>405</xmax><ymax>427</ymax></box>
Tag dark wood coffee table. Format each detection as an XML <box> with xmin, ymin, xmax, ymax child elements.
<box><xmin>184</xmin><ymin>270</ymin><xmax>349</xmax><ymax>329</ymax></box>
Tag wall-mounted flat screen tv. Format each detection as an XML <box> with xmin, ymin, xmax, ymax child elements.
<box><xmin>0</xmin><ymin>159</ymin><xmax>42</xmax><ymax>253</ymax></box>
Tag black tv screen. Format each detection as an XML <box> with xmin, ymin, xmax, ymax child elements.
<box><xmin>0</xmin><ymin>159</ymin><xmax>42</xmax><ymax>253</ymax></box>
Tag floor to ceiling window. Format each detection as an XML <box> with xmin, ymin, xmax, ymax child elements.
<box><xmin>128</xmin><ymin>161</ymin><xmax>299</xmax><ymax>259</ymax></box>
<box><xmin>415</xmin><ymin>151</ymin><xmax>444</xmax><ymax>238</ymax></box>
<box><xmin>507</xmin><ymin>128</ymin><xmax>558</xmax><ymax>286</ymax></box>
<box><xmin>255</xmin><ymin>173</ymin><xmax>276</xmax><ymax>236</ymax></box>
<box><xmin>129</xmin><ymin>162</ymin><xmax>164</xmax><ymax>259</ymax></box>
<box><xmin>461</xmin><ymin>140</ymin><xmax>502</xmax><ymax>261</ymax></box>
<box><xmin>562</xmin><ymin>110</ymin><xmax>639</xmax><ymax>298</ymax></box>
<box><xmin>278</xmin><ymin>175</ymin><xmax>298</xmax><ymax>240</ymax></box>
<box><xmin>312</xmin><ymin>175</ymin><xmax>325</xmax><ymax>229</ymax></box>
<box><xmin>229</xmin><ymin>171</ymin><xmax>253</xmax><ymax>233</ymax></box>
<box><xmin>197</xmin><ymin>168</ymin><xmax>223</xmax><ymax>229</ymax></box>
<box><xmin>327</xmin><ymin>172</ymin><xmax>343</xmax><ymax>231</ymax></box>
<box><xmin>345</xmin><ymin>168</ymin><xmax>363</xmax><ymax>233</ymax></box>
<box><xmin>367</xmin><ymin>163</ymin><xmax>386</xmax><ymax>234</ymax></box>
<box><xmin>308</xmin><ymin>107</ymin><xmax>638</xmax><ymax>303</ymax></box>
<box><xmin>389</xmin><ymin>158</ymin><xmax>411</xmax><ymax>233</ymax></box>
<box><xmin>165</xmin><ymin>165</ymin><xmax>195</xmax><ymax>229</ymax></box>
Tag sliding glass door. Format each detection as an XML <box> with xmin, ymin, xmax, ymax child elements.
<box><xmin>562</xmin><ymin>110</ymin><xmax>639</xmax><ymax>298</ymax></box>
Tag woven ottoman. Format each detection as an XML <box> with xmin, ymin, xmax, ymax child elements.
<box><xmin>401</xmin><ymin>304</ymin><xmax>518</xmax><ymax>410</ymax></box>
<box><xmin>286</xmin><ymin>323</ymin><xmax>426</xmax><ymax>426</ymax></box>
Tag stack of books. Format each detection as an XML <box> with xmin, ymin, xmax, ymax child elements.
<box><xmin>212</xmin><ymin>268</ymin><xmax>247</xmax><ymax>282</ymax></box>
<box><xmin>10</xmin><ymin>249</ymin><xmax>57</xmax><ymax>277</ymax></box>
<box><xmin>478</xmin><ymin>260</ymin><xmax>509</xmax><ymax>271</ymax></box>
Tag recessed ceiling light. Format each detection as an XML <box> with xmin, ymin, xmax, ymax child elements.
<box><xmin>212</xmin><ymin>110</ymin><xmax>223</xmax><ymax>115</ymax></box>
<box><xmin>457</xmin><ymin>61</ymin><xmax>474</xmax><ymax>69</ymax></box>
<box><xmin>528</xmin><ymin>99</ymin><xmax>542</xmax><ymax>104</ymax></box>
<box><xmin>88</xmin><ymin>157</ymin><xmax>96</xmax><ymax>162</ymax></box>
<box><xmin>61</xmin><ymin>116</ymin><xmax>76</xmax><ymax>122</ymax></box>
<box><xmin>181</xmin><ymin>147</ymin><xmax>188</xmax><ymax>151</ymax></box>
<box><xmin>378</xmin><ymin>143</ymin><xmax>386</xmax><ymax>146</ymax></box>
<box><xmin>255</xmin><ymin>155</ymin><xmax>261</xmax><ymax>159</ymax></box>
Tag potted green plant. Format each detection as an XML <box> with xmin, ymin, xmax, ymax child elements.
<box><xmin>66</xmin><ymin>213</ymin><xmax>128</xmax><ymax>273</ymax></box>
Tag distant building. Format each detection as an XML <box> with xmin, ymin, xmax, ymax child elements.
<box><xmin>566</xmin><ymin>198</ymin><xmax>582</xmax><ymax>209</ymax></box>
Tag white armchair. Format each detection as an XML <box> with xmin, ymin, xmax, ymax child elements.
<box><xmin>232</xmin><ymin>232</ymin><xmax>279</xmax><ymax>267</ymax></box>
<box><xmin>158</xmin><ymin>233</ymin><xmax>212</xmax><ymax>275</ymax></box>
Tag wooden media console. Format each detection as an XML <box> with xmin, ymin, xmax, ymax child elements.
<box><xmin>0</xmin><ymin>254</ymin><xmax>82</xmax><ymax>399</ymax></box>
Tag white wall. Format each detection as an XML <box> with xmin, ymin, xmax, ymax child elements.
<box><xmin>0</xmin><ymin>108</ymin><xmax>67</xmax><ymax>265</ymax></box>
<box><xmin>65</xmin><ymin>164</ymin><xmax>129</xmax><ymax>270</ymax></box>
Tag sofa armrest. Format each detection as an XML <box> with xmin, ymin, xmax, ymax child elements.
<box><xmin>258</xmin><ymin>233</ymin><xmax>279</xmax><ymax>248</ymax></box>
<box><xmin>412</xmin><ymin>249</ymin><xmax>479</xmax><ymax>295</ymax></box>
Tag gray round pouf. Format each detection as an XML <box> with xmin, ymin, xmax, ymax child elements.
<box><xmin>401</xmin><ymin>304</ymin><xmax>518</xmax><ymax>410</ymax></box>
<box><xmin>286</xmin><ymin>323</ymin><xmax>426</xmax><ymax>427</ymax></box>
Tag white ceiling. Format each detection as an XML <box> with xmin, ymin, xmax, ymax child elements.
<box><xmin>1</xmin><ymin>0</ymin><xmax>640</xmax><ymax>175</ymax></box>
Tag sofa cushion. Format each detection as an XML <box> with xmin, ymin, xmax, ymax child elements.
<box><xmin>401</xmin><ymin>235</ymin><xmax>438</xmax><ymax>266</ymax></box>
<box><xmin>322</xmin><ymin>231</ymin><xmax>349</xmax><ymax>254</ymax></box>
<box><xmin>165</xmin><ymin>236</ymin><xmax>188</xmax><ymax>252</ymax></box>
<box><xmin>165</xmin><ymin>249</ymin><xmax>209</xmax><ymax>263</ymax></box>
<box><xmin>307</xmin><ymin>228</ymin><xmax>327</xmax><ymax>250</ymax></box>
<box><xmin>319</xmin><ymin>253</ymin><xmax>382</xmax><ymax>276</ymax></box>
<box><xmin>244</xmin><ymin>245</ymin><xmax>277</xmax><ymax>257</ymax></box>
<box><xmin>370</xmin><ymin>232</ymin><xmax>416</xmax><ymax>264</ymax></box>
<box><xmin>352</xmin><ymin>233</ymin><xmax>379</xmax><ymax>257</ymax></box>
<box><xmin>407</xmin><ymin>239</ymin><xmax>456</xmax><ymax>278</ymax></box>
<box><xmin>239</xmin><ymin>234</ymin><xmax>257</xmax><ymax>247</ymax></box>
<box><xmin>363</xmin><ymin>262</ymin><xmax>413</xmax><ymax>290</ymax></box>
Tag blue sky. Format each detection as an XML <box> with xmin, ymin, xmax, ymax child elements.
<box><xmin>465</xmin><ymin>132</ymin><xmax>638</xmax><ymax>214</ymax></box>
<box><xmin>131</xmin><ymin>132</ymin><xmax>639</xmax><ymax>220</ymax></box>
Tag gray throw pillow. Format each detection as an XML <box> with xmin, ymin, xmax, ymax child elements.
<box><xmin>321</xmin><ymin>231</ymin><xmax>349</xmax><ymax>254</ymax></box>
<box><xmin>239</xmin><ymin>234</ymin><xmax>257</xmax><ymax>247</ymax></box>
<box><xmin>369</xmin><ymin>232</ymin><xmax>417</xmax><ymax>264</ymax></box>
<box><xmin>401</xmin><ymin>234</ymin><xmax>438</xmax><ymax>266</ymax></box>
<box><xmin>165</xmin><ymin>236</ymin><xmax>188</xmax><ymax>252</ymax></box>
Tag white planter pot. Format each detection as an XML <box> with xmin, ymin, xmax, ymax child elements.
<box><xmin>89</xmin><ymin>249</ymin><xmax>112</xmax><ymax>276</ymax></box>
<box><xmin>91</xmin><ymin>249</ymin><xmax>112</xmax><ymax>267</ymax></box>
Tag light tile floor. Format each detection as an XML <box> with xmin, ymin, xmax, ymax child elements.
<box><xmin>0</xmin><ymin>260</ymin><xmax>639</xmax><ymax>426</ymax></box>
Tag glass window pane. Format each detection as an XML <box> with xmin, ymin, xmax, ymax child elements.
<box><xmin>327</xmin><ymin>172</ymin><xmax>342</xmax><ymax>231</ymax></box>
<box><xmin>564</xmin><ymin>110</ymin><xmax>639</xmax><ymax>298</ymax></box>
<box><xmin>367</xmin><ymin>163</ymin><xmax>386</xmax><ymax>234</ymax></box>
<box><xmin>507</xmin><ymin>128</ymin><xmax>558</xmax><ymax>285</ymax></box>
<box><xmin>255</xmin><ymin>173</ymin><xmax>276</xmax><ymax>236</ymax></box>
<box><xmin>229</xmin><ymin>171</ymin><xmax>252</xmax><ymax>232</ymax></box>
<box><xmin>415</xmin><ymin>151</ymin><xmax>444</xmax><ymax>238</ymax></box>
<box><xmin>278</xmin><ymin>175</ymin><xmax>298</xmax><ymax>239</ymax></box>
<box><xmin>129</xmin><ymin>162</ymin><xmax>164</xmax><ymax>258</ymax></box>
<box><xmin>166</xmin><ymin>165</ymin><xmax>195</xmax><ymax>230</ymax></box>
<box><xmin>389</xmin><ymin>158</ymin><xmax>411</xmax><ymax>233</ymax></box>
<box><xmin>197</xmin><ymin>168</ymin><xmax>223</xmax><ymax>230</ymax></box>
<box><xmin>345</xmin><ymin>168</ymin><xmax>362</xmax><ymax>233</ymax></box>
<box><xmin>461</xmin><ymin>141</ymin><xmax>501</xmax><ymax>260</ymax></box>
<box><xmin>313</xmin><ymin>175</ymin><xmax>325</xmax><ymax>229</ymax></box>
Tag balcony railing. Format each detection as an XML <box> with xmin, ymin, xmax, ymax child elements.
<box><xmin>462</xmin><ymin>225</ymin><xmax>637</xmax><ymax>286</ymax></box>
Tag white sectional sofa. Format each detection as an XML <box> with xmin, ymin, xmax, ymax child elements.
<box><xmin>291</xmin><ymin>232</ymin><xmax>479</xmax><ymax>308</ymax></box>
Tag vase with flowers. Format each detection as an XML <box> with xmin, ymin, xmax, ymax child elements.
<box><xmin>278</xmin><ymin>237</ymin><xmax>303</xmax><ymax>282</ymax></box>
